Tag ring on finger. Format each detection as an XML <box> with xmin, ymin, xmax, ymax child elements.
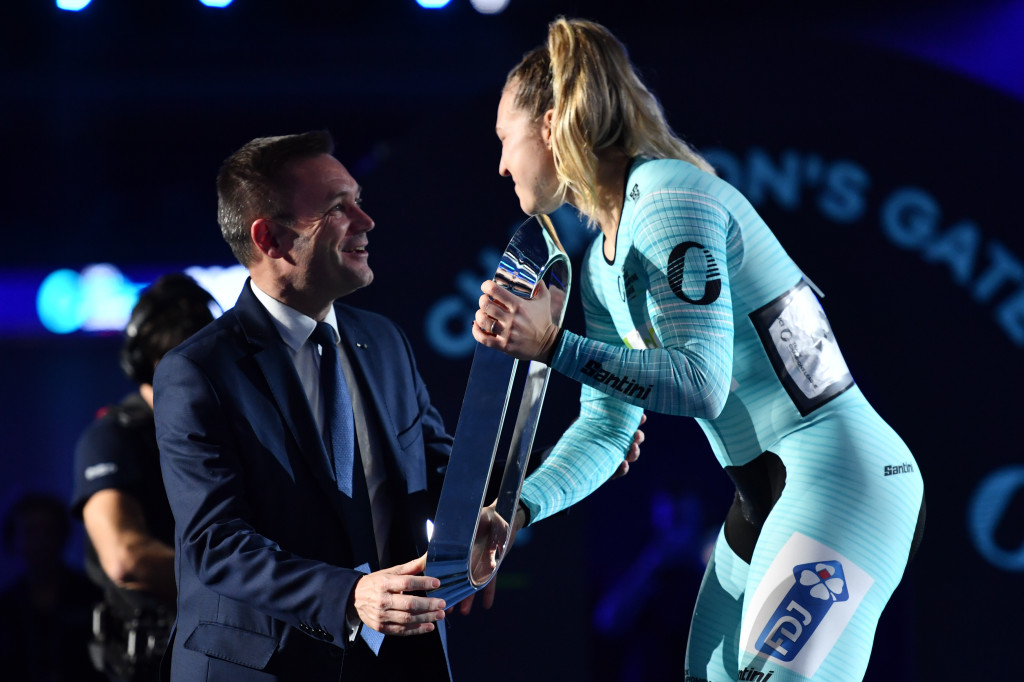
<box><xmin>490</xmin><ymin>320</ymin><xmax>498</xmax><ymax>335</ymax></box>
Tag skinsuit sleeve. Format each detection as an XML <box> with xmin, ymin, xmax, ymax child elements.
<box><xmin>521</xmin><ymin>166</ymin><xmax>735</xmax><ymax>522</ymax></box>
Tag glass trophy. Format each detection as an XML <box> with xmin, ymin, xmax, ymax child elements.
<box><xmin>426</xmin><ymin>214</ymin><xmax>571</xmax><ymax>604</ymax></box>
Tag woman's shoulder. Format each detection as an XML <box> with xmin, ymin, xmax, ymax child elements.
<box><xmin>628</xmin><ymin>156</ymin><xmax>707</xmax><ymax>190</ymax></box>
<box><xmin>626</xmin><ymin>157</ymin><xmax>735</xmax><ymax>215</ymax></box>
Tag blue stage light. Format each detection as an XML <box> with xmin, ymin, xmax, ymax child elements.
<box><xmin>416</xmin><ymin>0</ymin><xmax>451</xmax><ymax>8</ymax></box>
<box><xmin>1</xmin><ymin>263</ymin><xmax>245</xmax><ymax>338</ymax></box>
<box><xmin>37</xmin><ymin>269</ymin><xmax>87</xmax><ymax>334</ymax></box>
<box><xmin>56</xmin><ymin>0</ymin><xmax>92</xmax><ymax>10</ymax></box>
<box><xmin>199</xmin><ymin>0</ymin><xmax>233</xmax><ymax>7</ymax></box>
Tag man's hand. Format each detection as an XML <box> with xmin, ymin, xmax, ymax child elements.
<box><xmin>611</xmin><ymin>413</ymin><xmax>646</xmax><ymax>480</ymax></box>
<box><xmin>352</xmin><ymin>554</ymin><xmax>446</xmax><ymax>635</ymax></box>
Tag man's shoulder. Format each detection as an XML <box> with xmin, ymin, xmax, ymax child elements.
<box><xmin>168</xmin><ymin>308</ymin><xmax>242</xmax><ymax>358</ymax></box>
<box><xmin>334</xmin><ymin>301</ymin><xmax>405</xmax><ymax>337</ymax></box>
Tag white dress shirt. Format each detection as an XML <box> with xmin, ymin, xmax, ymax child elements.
<box><xmin>249</xmin><ymin>281</ymin><xmax>391</xmax><ymax>563</ymax></box>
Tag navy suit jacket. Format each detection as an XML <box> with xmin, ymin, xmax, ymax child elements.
<box><xmin>154</xmin><ymin>282</ymin><xmax>453</xmax><ymax>681</ymax></box>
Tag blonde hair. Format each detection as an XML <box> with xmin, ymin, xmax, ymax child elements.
<box><xmin>506</xmin><ymin>17</ymin><xmax>714</xmax><ymax>220</ymax></box>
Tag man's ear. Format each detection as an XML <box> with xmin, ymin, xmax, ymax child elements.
<box><xmin>251</xmin><ymin>218</ymin><xmax>288</xmax><ymax>259</ymax></box>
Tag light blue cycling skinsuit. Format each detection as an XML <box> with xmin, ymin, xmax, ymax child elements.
<box><xmin>517</xmin><ymin>157</ymin><xmax>925</xmax><ymax>681</ymax></box>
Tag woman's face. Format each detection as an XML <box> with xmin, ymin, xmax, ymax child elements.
<box><xmin>495</xmin><ymin>86</ymin><xmax>561</xmax><ymax>215</ymax></box>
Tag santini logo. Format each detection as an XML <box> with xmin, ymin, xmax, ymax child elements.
<box><xmin>755</xmin><ymin>560</ymin><xmax>849</xmax><ymax>662</ymax></box>
<box><xmin>884</xmin><ymin>463</ymin><xmax>915</xmax><ymax>476</ymax></box>
<box><xmin>738</xmin><ymin>668</ymin><xmax>775</xmax><ymax>681</ymax></box>
<box><xmin>580</xmin><ymin>360</ymin><xmax>653</xmax><ymax>401</ymax></box>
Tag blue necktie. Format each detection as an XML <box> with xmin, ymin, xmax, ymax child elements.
<box><xmin>313</xmin><ymin>322</ymin><xmax>377</xmax><ymax>567</ymax></box>
<box><xmin>313</xmin><ymin>321</ymin><xmax>358</xmax><ymax>496</ymax></box>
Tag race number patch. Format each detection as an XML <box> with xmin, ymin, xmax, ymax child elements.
<box><xmin>749</xmin><ymin>280</ymin><xmax>854</xmax><ymax>415</ymax></box>
<box><xmin>740</xmin><ymin>532</ymin><xmax>874</xmax><ymax>678</ymax></box>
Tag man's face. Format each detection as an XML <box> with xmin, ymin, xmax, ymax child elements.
<box><xmin>280</xmin><ymin>154</ymin><xmax>375</xmax><ymax>300</ymax></box>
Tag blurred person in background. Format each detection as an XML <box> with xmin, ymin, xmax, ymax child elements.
<box><xmin>71</xmin><ymin>273</ymin><xmax>216</xmax><ymax>681</ymax></box>
<box><xmin>0</xmin><ymin>492</ymin><xmax>105</xmax><ymax>682</ymax></box>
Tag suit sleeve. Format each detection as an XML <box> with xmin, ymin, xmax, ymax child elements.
<box><xmin>392</xmin><ymin>321</ymin><xmax>452</xmax><ymax>512</ymax></box>
<box><xmin>154</xmin><ymin>351</ymin><xmax>362</xmax><ymax>648</ymax></box>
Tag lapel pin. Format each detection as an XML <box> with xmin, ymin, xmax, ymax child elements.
<box><xmin>356</xmin><ymin>343</ymin><xmax>368</xmax><ymax>349</ymax></box>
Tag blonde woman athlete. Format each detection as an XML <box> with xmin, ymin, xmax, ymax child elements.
<box><xmin>473</xmin><ymin>17</ymin><xmax>925</xmax><ymax>682</ymax></box>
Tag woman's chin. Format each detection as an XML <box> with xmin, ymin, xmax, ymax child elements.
<box><xmin>520</xmin><ymin>198</ymin><xmax>557</xmax><ymax>217</ymax></box>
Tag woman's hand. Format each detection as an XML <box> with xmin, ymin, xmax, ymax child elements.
<box><xmin>612</xmin><ymin>413</ymin><xmax>646</xmax><ymax>479</ymax></box>
<box><xmin>472</xmin><ymin>279</ymin><xmax>562</xmax><ymax>364</ymax></box>
<box><xmin>456</xmin><ymin>500</ymin><xmax>520</xmax><ymax>615</ymax></box>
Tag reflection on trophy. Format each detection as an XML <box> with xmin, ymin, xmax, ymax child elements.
<box><xmin>425</xmin><ymin>214</ymin><xmax>571</xmax><ymax>603</ymax></box>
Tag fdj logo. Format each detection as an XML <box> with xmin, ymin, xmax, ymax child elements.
<box><xmin>755</xmin><ymin>560</ymin><xmax>849</xmax><ymax>661</ymax></box>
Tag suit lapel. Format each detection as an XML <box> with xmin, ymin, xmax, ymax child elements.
<box><xmin>334</xmin><ymin>306</ymin><xmax>400</xmax><ymax>488</ymax></box>
<box><xmin>335</xmin><ymin>308</ymin><xmax>408</xmax><ymax>568</ymax></box>
<box><xmin>233</xmin><ymin>284</ymin><xmax>345</xmax><ymax>511</ymax></box>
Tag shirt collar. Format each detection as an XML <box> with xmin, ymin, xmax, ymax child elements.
<box><xmin>249</xmin><ymin>280</ymin><xmax>340</xmax><ymax>350</ymax></box>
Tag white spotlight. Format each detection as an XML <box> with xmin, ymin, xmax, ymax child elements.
<box><xmin>471</xmin><ymin>0</ymin><xmax>510</xmax><ymax>14</ymax></box>
<box><xmin>56</xmin><ymin>0</ymin><xmax>91</xmax><ymax>10</ymax></box>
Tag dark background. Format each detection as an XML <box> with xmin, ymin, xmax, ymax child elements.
<box><xmin>3</xmin><ymin>1</ymin><xmax>1023</xmax><ymax>679</ymax></box>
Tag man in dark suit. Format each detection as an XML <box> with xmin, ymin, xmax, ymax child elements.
<box><xmin>153</xmin><ymin>131</ymin><xmax>453</xmax><ymax>680</ymax></box>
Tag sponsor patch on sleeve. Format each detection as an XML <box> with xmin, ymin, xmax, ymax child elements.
<box><xmin>749</xmin><ymin>280</ymin><xmax>854</xmax><ymax>416</ymax></box>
